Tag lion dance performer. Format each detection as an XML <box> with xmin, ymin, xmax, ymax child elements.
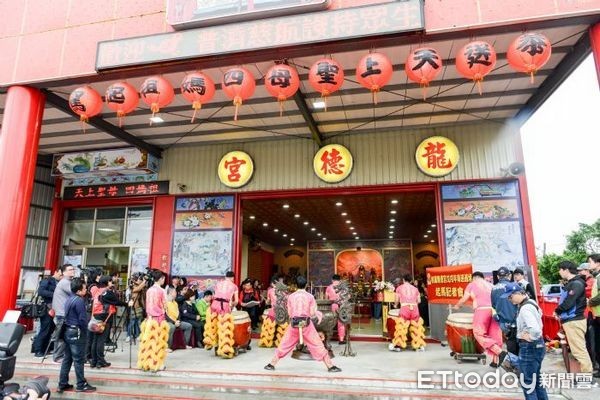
<box><xmin>259</xmin><ymin>276</ymin><xmax>279</xmax><ymax>348</ymax></box>
<box><xmin>264</xmin><ymin>276</ymin><xmax>342</xmax><ymax>373</ymax></box>
<box><xmin>326</xmin><ymin>274</ymin><xmax>346</xmax><ymax>344</ymax></box>
<box><xmin>138</xmin><ymin>270</ymin><xmax>170</xmax><ymax>372</ymax></box>
<box><xmin>204</xmin><ymin>271</ymin><xmax>239</xmax><ymax>358</ymax></box>
<box><xmin>392</xmin><ymin>275</ymin><xmax>426</xmax><ymax>351</ymax></box>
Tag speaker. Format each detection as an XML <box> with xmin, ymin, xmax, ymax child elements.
<box><xmin>0</xmin><ymin>323</ymin><xmax>25</xmax><ymax>358</ymax></box>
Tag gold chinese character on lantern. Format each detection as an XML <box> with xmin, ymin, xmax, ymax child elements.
<box><xmin>218</xmin><ymin>151</ymin><xmax>254</xmax><ymax>188</ymax></box>
<box><xmin>313</xmin><ymin>144</ymin><xmax>353</xmax><ymax>183</ymax></box>
<box><xmin>415</xmin><ymin>136</ymin><xmax>459</xmax><ymax>177</ymax></box>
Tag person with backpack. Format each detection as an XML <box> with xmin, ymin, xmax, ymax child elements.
<box><xmin>586</xmin><ymin>253</ymin><xmax>600</xmax><ymax>377</ymax></box>
<box><xmin>491</xmin><ymin>267</ymin><xmax>519</xmax><ymax>355</ymax></box>
<box><xmin>554</xmin><ymin>261</ymin><xmax>593</xmax><ymax>374</ymax></box>
<box><xmin>501</xmin><ymin>282</ymin><xmax>548</xmax><ymax>400</ymax></box>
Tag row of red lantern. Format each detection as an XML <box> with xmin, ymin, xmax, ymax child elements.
<box><xmin>69</xmin><ymin>32</ymin><xmax>551</xmax><ymax>125</ymax></box>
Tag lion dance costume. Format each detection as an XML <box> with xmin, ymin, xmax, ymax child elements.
<box><xmin>392</xmin><ymin>282</ymin><xmax>426</xmax><ymax>350</ymax></box>
<box><xmin>138</xmin><ymin>285</ymin><xmax>169</xmax><ymax>371</ymax></box>
<box><xmin>259</xmin><ymin>286</ymin><xmax>290</xmax><ymax>347</ymax></box>
<box><xmin>204</xmin><ymin>279</ymin><xmax>237</xmax><ymax>358</ymax></box>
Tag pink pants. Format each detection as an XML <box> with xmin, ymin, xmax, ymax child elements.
<box><xmin>399</xmin><ymin>305</ymin><xmax>419</xmax><ymax>321</ymax></box>
<box><xmin>472</xmin><ymin>307</ymin><xmax>503</xmax><ymax>356</ymax></box>
<box><xmin>211</xmin><ymin>300</ymin><xmax>231</xmax><ymax>315</ymax></box>
<box><xmin>275</xmin><ymin>322</ymin><xmax>328</xmax><ymax>361</ymax></box>
<box><xmin>331</xmin><ymin>304</ymin><xmax>346</xmax><ymax>341</ymax></box>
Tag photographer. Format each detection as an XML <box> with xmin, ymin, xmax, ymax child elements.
<box><xmin>58</xmin><ymin>277</ymin><xmax>96</xmax><ymax>393</ymax></box>
<box><xmin>33</xmin><ymin>269</ymin><xmax>62</xmax><ymax>357</ymax></box>
<box><xmin>126</xmin><ymin>274</ymin><xmax>147</xmax><ymax>343</ymax></box>
<box><xmin>89</xmin><ymin>276</ymin><xmax>130</xmax><ymax>368</ymax></box>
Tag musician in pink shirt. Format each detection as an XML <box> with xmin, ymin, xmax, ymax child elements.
<box><xmin>325</xmin><ymin>274</ymin><xmax>346</xmax><ymax>344</ymax></box>
<box><xmin>265</xmin><ymin>276</ymin><xmax>341</xmax><ymax>372</ymax></box>
<box><xmin>210</xmin><ymin>271</ymin><xmax>239</xmax><ymax>315</ymax></box>
<box><xmin>454</xmin><ymin>271</ymin><xmax>506</xmax><ymax>367</ymax></box>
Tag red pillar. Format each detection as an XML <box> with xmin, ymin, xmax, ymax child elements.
<box><xmin>0</xmin><ymin>86</ymin><xmax>45</xmax><ymax>319</ymax></box>
<box><xmin>44</xmin><ymin>178</ymin><xmax>64</xmax><ymax>273</ymax></box>
<box><xmin>591</xmin><ymin>23</ymin><xmax>600</xmax><ymax>89</ymax></box>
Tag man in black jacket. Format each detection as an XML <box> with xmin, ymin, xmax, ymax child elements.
<box><xmin>554</xmin><ymin>261</ymin><xmax>593</xmax><ymax>373</ymax></box>
<box><xmin>33</xmin><ymin>269</ymin><xmax>62</xmax><ymax>357</ymax></box>
<box><xmin>513</xmin><ymin>268</ymin><xmax>536</xmax><ymax>301</ymax></box>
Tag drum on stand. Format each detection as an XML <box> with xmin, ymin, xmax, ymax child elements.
<box><xmin>445</xmin><ymin>312</ymin><xmax>485</xmax><ymax>363</ymax></box>
<box><xmin>232</xmin><ymin>310</ymin><xmax>251</xmax><ymax>351</ymax></box>
<box><xmin>386</xmin><ymin>308</ymin><xmax>401</xmax><ymax>340</ymax></box>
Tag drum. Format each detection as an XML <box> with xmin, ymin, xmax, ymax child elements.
<box><xmin>232</xmin><ymin>310</ymin><xmax>251</xmax><ymax>347</ymax></box>
<box><xmin>386</xmin><ymin>308</ymin><xmax>401</xmax><ymax>339</ymax></box>
<box><xmin>445</xmin><ymin>313</ymin><xmax>483</xmax><ymax>355</ymax></box>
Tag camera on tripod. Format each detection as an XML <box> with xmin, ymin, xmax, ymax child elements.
<box><xmin>0</xmin><ymin>322</ymin><xmax>50</xmax><ymax>399</ymax></box>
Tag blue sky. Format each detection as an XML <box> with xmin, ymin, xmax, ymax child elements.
<box><xmin>521</xmin><ymin>54</ymin><xmax>600</xmax><ymax>255</ymax></box>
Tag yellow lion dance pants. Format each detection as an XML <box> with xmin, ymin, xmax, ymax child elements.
<box><xmin>137</xmin><ymin>318</ymin><xmax>169</xmax><ymax>372</ymax></box>
<box><xmin>391</xmin><ymin>317</ymin><xmax>426</xmax><ymax>350</ymax></box>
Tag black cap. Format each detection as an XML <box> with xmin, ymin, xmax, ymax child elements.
<box><xmin>497</xmin><ymin>267</ymin><xmax>511</xmax><ymax>276</ymax></box>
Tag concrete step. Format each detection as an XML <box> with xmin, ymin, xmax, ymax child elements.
<box><xmin>12</xmin><ymin>365</ymin><xmax>568</xmax><ymax>400</ymax></box>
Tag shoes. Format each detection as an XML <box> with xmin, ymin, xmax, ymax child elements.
<box><xmin>338</xmin><ymin>341</ymin><xmax>346</xmax><ymax>345</ymax></box>
<box><xmin>34</xmin><ymin>353</ymin><xmax>45</xmax><ymax>358</ymax></box>
<box><xmin>167</xmin><ymin>348</ymin><xmax>174</xmax><ymax>353</ymax></box>
<box><xmin>125</xmin><ymin>336</ymin><xmax>131</xmax><ymax>343</ymax></box>
<box><xmin>186</xmin><ymin>346</ymin><xmax>192</xmax><ymax>349</ymax></box>
<box><xmin>264</xmin><ymin>364</ymin><xmax>275</xmax><ymax>371</ymax></box>
<box><xmin>56</xmin><ymin>384</ymin><xmax>74</xmax><ymax>393</ymax></box>
<box><xmin>328</xmin><ymin>366</ymin><xmax>342</xmax><ymax>373</ymax></box>
<box><xmin>52</xmin><ymin>359</ymin><xmax>63</xmax><ymax>365</ymax></box>
<box><xmin>593</xmin><ymin>371</ymin><xmax>600</xmax><ymax>378</ymax></box>
<box><xmin>89</xmin><ymin>363</ymin><xmax>97</xmax><ymax>368</ymax></box>
<box><xmin>97</xmin><ymin>362</ymin><xmax>111</xmax><ymax>368</ymax></box>
<box><xmin>76</xmin><ymin>383</ymin><xmax>97</xmax><ymax>392</ymax></box>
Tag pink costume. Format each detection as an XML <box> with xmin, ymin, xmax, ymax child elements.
<box><xmin>266</xmin><ymin>287</ymin><xmax>276</xmax><ymax>320</ymax></box>
<box><xmin>275</xmin><ymin>290</ymin><xmax>328</xmax><ymax>361</ymax></box>
<box><xmin>211</xmin><ymin>279</ymin><xmax>237</xmax><ymax>315</ymax></box>
<box><xmin>395</xmin><ymin>282</ymin><xmax>420</xmax><ymax>321</ymax></box>
<box><xmin>464</xmin><ymin>279</ymin><xmax>502</xmax><ymax>357</ymax></box>
<box><xmin>145</xmin><ymin>285</ymin><xmax>166</xmax><ymax>324</ymax></box>
<box><xmin>325</xmin><ymin>283</ymin><xmax>346</xmax><ymax>341</ymax></box>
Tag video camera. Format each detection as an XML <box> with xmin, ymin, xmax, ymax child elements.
<box><xmin>0</xmin><ymin>322</ymin><xmax>51</xmax><ymax>399</ymax></box>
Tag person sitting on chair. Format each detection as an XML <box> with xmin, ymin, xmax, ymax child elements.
<box><xmin>165</xmin><ymin>286</ymin><xmax>193</xmax><ymax>351</ymax></box>
<box><xmin>180</xmin><ymin>289</ymin><xmax>204</xmax><ymax>347</ymax></box>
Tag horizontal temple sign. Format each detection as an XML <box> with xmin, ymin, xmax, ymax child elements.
<box><xmin>96</xmin><ymin>0</ymin><xmax>424</xmax><ymax>71</ymax></box>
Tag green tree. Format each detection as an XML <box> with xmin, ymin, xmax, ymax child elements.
<box><xmin>565</xmin><ymin>219</ymin><xmax>600</xmax><ymax>255</ymax></box>
<box><xmin>536</xmin><ymin>251</ymin><xmax>586</xmax><ymax>284</ymax></box>
<box><xmin>536</xmin><ymin>218</ymin><xmax>599</xmax><ymax>284</ymax></box>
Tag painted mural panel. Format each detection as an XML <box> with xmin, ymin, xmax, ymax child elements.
<box><xmin>308</xmin><ymin>250</ymin><xmax>335</xmax><ymax>286</ymax></box>
<box><xmin>441</xmin><ymin>181</ymin><xmax>518</xmax><ymax>200</ymax></box>
<box><xmin>175</xmin><ymin>211</ymin><xmax>233</xmax><ymax>230</ymax></box>
<box><xmin>383</xmin><ymin>248</ymin><xmax>413</xmax><ymax>282</ymax></box>
<box><xmin>442</xmin><ymin>199</ymin><xmax>519</xmax><ymax>221</ymax></box>
<box><xmin>444</xmin><ymin>221</ymin><xmax>526</xmax><ymax>273</ymax></box>
<box><xmin>175</xmin><ymin>196</ymin><xmax>234</xmax><ymax>211</ymax></box>
<box><xmin>171</xmin><ymin>231</ymin><xmax>233</xmax><ymax>276</ymax></box>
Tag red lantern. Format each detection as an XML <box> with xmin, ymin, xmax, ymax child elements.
<box><xmin>405</xmin><ymin>48</ymin><xmax>443</xmax><ymax>100</ymax></box>
<box><xmin>68</xmin><ymin>86</ymin><xmax>103</xmax><ymax>125</ymax></box>
<box><xmin>308</xmin><ymin>58</ymin><xmax>344</xmax><ymax>111</ymax></box>
<box><xmin>455</xmin><ymin>41</ymin><xmax>497</xmax><ymax>95</ymax></box>
<box><xmin>181</xmin><ymin>71</ymin><xmax>216</xmax><ymax>123</ymax></box>
<box><xmin>356</xmin><ymin>52</ymin><xmax>393</xmax><ymax>104</ymax></box>
<box><xmin>264</xmin><ymin>64</ymin><xmax>299</xmax><ymax>116</ymax></box>
<box><xmin>221</xmin><ymin>67</ymin><xmax>256</xmax><ymax>120</ymax></box>
<box><xmin>507</xmin><ymin>33</ymin><xmax>552</xmax><ymax>84</ymax></box>
<box><xmin>140</xmin><ymin>76</ymin><xmax>174</xmax><ymax>123</ymax></box>
<box><xmin>105</xmin><ymin>82</ymin><xmax>139</xmax><ymax>126</ymax></box>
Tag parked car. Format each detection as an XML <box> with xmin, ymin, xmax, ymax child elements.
<box><xmin>541</xmin><ymin>284</ymin><xmax>562</xmax><ymax>300</ymax></box>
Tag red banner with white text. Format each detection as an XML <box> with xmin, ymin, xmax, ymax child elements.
<box><xmin>426</xmin><ymin>264</ymin><xmax>472</xmax><ymax>305</ymax></box>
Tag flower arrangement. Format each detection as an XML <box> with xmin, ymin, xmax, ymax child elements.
<box><xmin>373</xmin><ymin>280</ymin><xmax>395</xmax><ymax>292</ymax></box>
